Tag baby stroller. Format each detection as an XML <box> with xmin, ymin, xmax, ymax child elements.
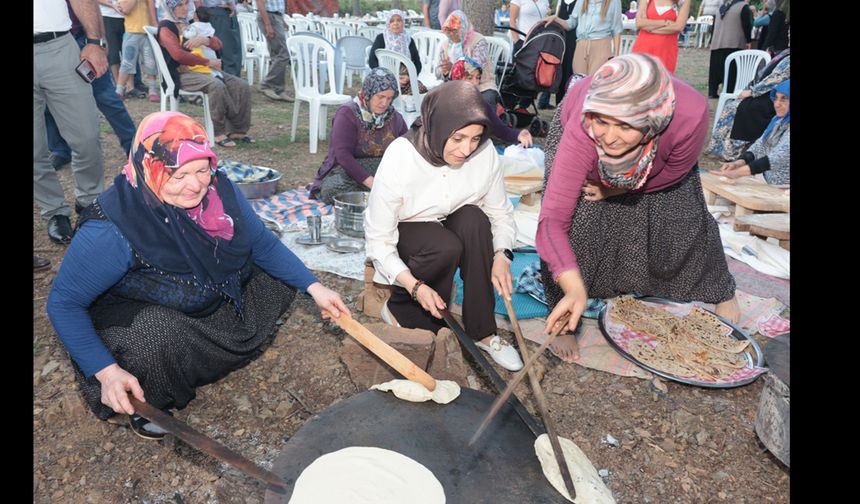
<box><xmin>494</xmin><ymin>22</ymin><xmax>566</xmax><ymax>137</ymax></box>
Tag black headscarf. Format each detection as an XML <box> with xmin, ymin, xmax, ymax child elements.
<box><xmin>405</xmin><ymin>80</ymin><xmax>492</xmax><ymax>167</ymax></box>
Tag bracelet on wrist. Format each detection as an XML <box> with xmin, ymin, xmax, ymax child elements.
<box><xmin>411</xmin><ymin>280</ymin><xmax>425</xmax><ymax>301</ymax></box>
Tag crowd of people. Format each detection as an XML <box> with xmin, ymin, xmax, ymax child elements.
<box><xmin>35</xmin><ymin>0</ymin><xmax>789</xmax><ymax>442</ymax></box>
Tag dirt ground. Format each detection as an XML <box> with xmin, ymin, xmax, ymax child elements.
<box><xmin>33</xmin><ymin>48</ymin><xmax>789</xmax><ymax>502</ymax></box>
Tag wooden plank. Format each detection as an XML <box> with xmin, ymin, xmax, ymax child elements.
<box><xmin>733</xmin><ymin>213</ymin><xmax>790</xmax><ymax>240</ymax></box>
<box><xmin>699</xmin><ymin>171</ymin><xmax>789</xmax><ymax>213</ymax></box>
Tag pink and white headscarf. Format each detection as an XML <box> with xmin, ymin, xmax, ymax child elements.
<box><xmin>582</xmin><ymin>53</ymin><xmax>675</xmax><ymax>190</ymax></box>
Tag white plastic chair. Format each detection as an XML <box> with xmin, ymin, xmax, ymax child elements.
<box><xmin>696</xmin><ymin>16</ymin><xmax>714</xmax><ymax>48</ymax></box>
<box><xmin>323</xmin><ymin>21</ymin><xmax>355</xmax><ymax>45</ymax></box>
<box><xmin>485</xmin><ymin>36</ymin><xmax>511</xmax><ymax>87</ymax></box>
<box><xmin>286</xmin><ymin>35</ymin><xmax>352</xmax><ymax>154</ymax></box>
<box><xmin>713</xmin><ymin>49</ymin><xmax>771</xmax><ymax>133</ymax></box>
<box><xmin>411</xmin><ymin>30</ymin><xmax>447</xmax><ymax>89</ymax></box>
<box><xmin>337</xmin><ymin>36</ymin><xmax>373</xmax><ymax>90</ymax></box>
<box><xmin>617</xmin><ymin>34</ymin><xmax>635</xmax><ymax>55</ymax></box>
<box><xmin>237</xmin><ymin>12</ymin><xmax>269</xmax><ymax>85</ymax></box>
<box><xmin>143</xmin><ymin>26</ymin><xmax>215</xmax><ymax>142</ymax></box>
<box><xmin>374</xmin><ymin>48</ymin><xmax>425</xmax><ymax>127</ymax></box>
<box><xmin>290</xmin><ymin>17</ymin><xmax>314</xmax><ymax>34</ymax></box>
<box><xmin>358</xmin><ymin>26</ymin><xmax>383</xmax><ymax>40</ymax></box>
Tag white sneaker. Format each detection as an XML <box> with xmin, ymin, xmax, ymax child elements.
<box><xmin>380</xmin><ymin>300</ymin><xmax>401</xmax><ymax>327</ymax></box>
<box><xmin>475</xmin><ymin>335</ymin><xmax>524</xmax><ymax>371</ymax></box>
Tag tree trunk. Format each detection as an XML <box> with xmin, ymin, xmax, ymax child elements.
<box><xmin>392</xmin><ymin>0</ymin><xmax>402</xmax><ymax>10</ymax></box>
<box><xmin>352</xmin><ymin>0</ymin><xmax>361</xmax><ymax>17</ymax></box>
<box><xmin>463</xmin><ymin>0</ymin><xmax>494</xmax><ymax>36</ymax></box>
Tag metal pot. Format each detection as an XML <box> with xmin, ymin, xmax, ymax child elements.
<box><xmin>236</xmin><ymin>169</ymin><xmax>282</xmax><ymax>200</ymax></box>
<box><xmin>333</xmin><ymin>191</ymin><xmax>368</xmax><ymax>238</ymax></box>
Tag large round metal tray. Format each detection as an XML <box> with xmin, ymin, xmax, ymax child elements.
<box><xmin>219</xmin><ymin>162</ymin><xmax>282</xmax><ymax>199</ymax></box>
<box><xmin>597</xmin><ymin>296</ymin><xmax>765</xmax><ymax>388</ymax></box>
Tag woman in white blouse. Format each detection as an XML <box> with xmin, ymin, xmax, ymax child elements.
<box><xmin>365</xmin><ymin>81</ymin><xmax>523</xmax><ymax>372</ymax></box>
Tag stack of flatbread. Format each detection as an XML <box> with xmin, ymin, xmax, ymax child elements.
<box><xmin>609</xmin><ymin>296</ymin><xmax>750</xmax><ymax>381</ymax></box>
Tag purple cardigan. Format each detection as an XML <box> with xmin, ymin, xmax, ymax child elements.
<box><xmin>536</xmin><ymin>75</ymin><xmax>709</xmax><ymax>280</ymax></box>
<box><xmin>309</xmin><ymin>104</ymin><xmax>408</xmax><ymax>194</ymax></box>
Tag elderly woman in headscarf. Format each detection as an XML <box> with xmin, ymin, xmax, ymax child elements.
<box><xmin>718</xmin><ymin>79</ymin><xmax>789</xmax><ymax>185</ymax></box>
<box><xmin>308</xmin><ymin>68</ymin><xmax>408</xmax><ymax>205</ymax></box>
<box><xmin>706</xmin><ymin>47</ymin><xmax>789</xmax><ymax>160</ymax></box>
<box><xmin>536</xmin><ymin>54</ymin><xmax>739</xmax><ymax>360</ymax></box>
<box><xmin>368</xmin><ymin>9</ymin><xmax>424</xmax><ymax>92</ymax></box>
<box><xmin>437</xmin><ymin>10</ymin><xmax>500</xmax><ymax>107</ymax></box>
<box><xmin>46</xmin><ymin>112</ymin><xmax>349</xmax><ymax>439</ymax></box>
<box><xmin>364</xmin><ymin>81</ymin><xmax>524</xmax><ymax>372</ymax></box>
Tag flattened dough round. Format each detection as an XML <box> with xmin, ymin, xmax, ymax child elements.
<box><xmin>289</xmin><ymin>446</ymin><xmax>446</xmax><ymax>504</ymax></box>
<box><xmin>535</xmin><ymin>434</ymin><xmax>616</xmax><ymax>503</ymax></box>
<box><xmin>370</xmin><ymin>379</ymin><xmax>461</xmax><ymax>404</ymax></box>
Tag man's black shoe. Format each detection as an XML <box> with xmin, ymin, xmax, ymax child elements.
<box><xmin>51</xmin><ymin>154</ymin><xmax>71</xmax><ymax>171</ymax></box>
<box><xmin>34</xmin><ymin>256</ymin><xmax>51</xmax><ymax>272</ymax></box>
<box><xmin>47</xmin><ymin>215</ymin><xmax>73</xmax><ymax>244</ymax></box>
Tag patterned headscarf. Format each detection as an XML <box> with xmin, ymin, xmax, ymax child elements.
<box><xmin>406</xmin><ymin>80</ymin><xmax>492</xmax><ymax>167</ymax></box>
<box><xmin>383</xmin><ymin>10</ymin><xmax>412</xmax><ymax>57</ymax></box>
<box><xmin>761</xmin><ymin>79</ymin><xmax>789</xmax><ymax>145</ymax></box>
<box><xmin>442</xmin><ymin>10</ymin><xmax>475</xmax><ymax>63</ymax></box>
<box><xmin>582</xmin><ymin>53</ymin><xmax>675</xmax><ymax>190</ymax></box>
<box><xmin>97</xmin><ymin>112</ymin><xmax>252</xmax><ymax>312</ymax></box>
<box><xmin>450</xmin><ymin>57</ymin><xmax>482</xmax><ymax>81</ymax></box>
<box><xmin>352</xmin><ymin>67</ymin><xmax>399</xmax><ymax>129</ymax></box>
<box><xmin>161</xmin><ymin>0</ymin><xmax>194</xmax><ymax>23</ymax></box>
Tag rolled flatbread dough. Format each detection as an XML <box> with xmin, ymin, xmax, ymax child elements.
<box><xmin>535</xmin><ymin>434</ymin><xmax>616</xmax><ymax>503</ymax></box>
<box><xmin>289</xmin><ymin>446</ymin><xmax>445</xmax><ymax>504</ymax></box>
<box><xmin>370</xmin><ymin>379</ymin><xmax>461</xmax><ymax>404</ymax></box>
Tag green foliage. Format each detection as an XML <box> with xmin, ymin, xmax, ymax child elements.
<box><xmin>337</xmin><ymin>0</ymin><xmax>423</xmax><ymax>16</ymax></box>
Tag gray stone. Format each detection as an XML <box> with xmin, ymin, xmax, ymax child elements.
<box><xmin>41</xmin><ymin>360</ymin><xmax>60</xmax><ymax>377</ymax></box>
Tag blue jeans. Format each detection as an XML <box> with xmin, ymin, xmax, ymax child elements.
<box><xmin>45</xmin><ymin>34</ymin><xmax>136</xmax><ymax>158</ymax></box>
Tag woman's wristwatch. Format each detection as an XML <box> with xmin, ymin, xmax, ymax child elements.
<box><xmin>495</xmin><ymin>248</ymin><xmax>514</xmax><ymax>263</ymax></box>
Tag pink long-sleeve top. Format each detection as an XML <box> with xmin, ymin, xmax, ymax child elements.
<box><xmin>536</xmin><ymin>74</ymin><xmax>709</xmax><ymax>280</ymax></box>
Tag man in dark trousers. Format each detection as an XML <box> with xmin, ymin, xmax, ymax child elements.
<box><xmin>195</xmin><ymin>1</ymin><xmax>243</xmax><ymax>77</ymax></box>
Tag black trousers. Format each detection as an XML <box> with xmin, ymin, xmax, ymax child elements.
<box><xmin>388</xmin><ymin>205</ymin><xmax>497</xmax><ymax>340</ymax></box>
<box><xmin>708</xmin><ymin>48</ymin><xmax>741</xmax><ymax>97</ymax></box>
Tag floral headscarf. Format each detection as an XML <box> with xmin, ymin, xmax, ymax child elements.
<box><xmin>450</xmin><ymin>57</ymin><xmax>482</xmax><ymax>81</ymax></box>
<box><xmin>383</xmin><ymin>9</ymin><xmax>412</xmax><ymax>57</ymax></box>
<box><xmin>352</xmin><ymin>67</ymin><xmax>399</xmax><ymax>129</ymax></box>
<box><xmin>442</xmin><ymin>10</ymin><xmax>476</xmax><ymax>63</ymax></box>
<box><xmin>582</xmin><ymin>53</ymin><xmax>675</xmax><ymax>190</ymax></box>
<box><xmin>97</xmin><ymin>112</ymin><xmax>252</xmax><ymax>312</ymax></box>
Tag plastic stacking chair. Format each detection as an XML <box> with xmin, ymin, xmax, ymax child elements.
<box><xmin>410</xmin><ymin>30</ymin><xmax>447</xmax><ymax>89</ymax></box>
<box><xmin>713</xmin><ymin>49</ymin><xmax>771</xmax><ymax>133</ymax></box>
<box><xmin>485</xmin><ymin>36</ymin><xmax>512</xmax><ymax>88</ymax></box>
<box><xmin>143</xmin><ymin>26</ymin><xmax>215</xmax><ymax>142</ymax></box>
<box><xmin>286</xmin><ymin>35</ymin><xmax>352</xmax><ymax>154</ymax></box>
<box><xmin>337</xmin><ymin>36</ymin><xmax>374</xmax><ymax>90</ymax></box>
<box><xmin>374</xmin><ymin>48</ymin><xmax>425</xmax><ymax>127</ymax></box>
<box><xmin>237</xmin><ymin>12</ymin><xmax>269</xmax><ymax>85</ymax></box>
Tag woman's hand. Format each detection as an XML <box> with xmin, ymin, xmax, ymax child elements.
<box><xmin>737</xmin><ymin>90</ymin><xmax>752</xmax><ymax>100</ymax></box>
<box><xmin>582</xmin><ymin>180</ymin><xmax>625</xmax><ymax>201</ymax></box>
<box><xmin>95</xmin><ymin>363</ymin><xmax>145</xmax><ymax>415</ymax></box>
<box><xmin>362</xmin><ymin>175</ymin><xmax>374</xmax><ymax>188</ymax></box>
<box><xmin>208</xmin><ymin>58</ymin><xmax>223</xmax><ymax>72</ymax></box>
<box><xmin>183</xmin><ymin>36</ymin><xmax>210</xmax><ymax>50</ymax></box>
<box><xmin>439</xmin><ymin>55</ymin><xmax>452</xmax><ymax>76</ymax></box>
<box><xmin>414</xmin><ymin>283</ymin><xmax>447</xmax><ymax>319</ymax></box>
<box><xmin>491</xmin><ymin>255</ymin><xmax>513</xmax><ymax>300</ymax></box>
<box><xmin>544</xmin><ymin>269</ymin><xmax>588</xmax><ymax>334</ymax></box>
<box><xmin>719</xmin><ymin>160</ymin><xmax>752</xmax><ymax>179</ymax></box>
<box><xmin>517</xmin><ymin>129</ymin><xmax>533</xmax><ymax>148</ymax></box>
<box><xmin>543</xmin><ymin>14</ymin><xmax>559</xmax><ymax>27</ymax></box>
<box><xmin>307</xmin><ymin>282</ymin><xmax>351</xmax><ymax>319</ymax></box>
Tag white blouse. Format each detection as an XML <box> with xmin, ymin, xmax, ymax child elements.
<box><xmin>365</xmin><ymin>137</ymin><xmax>516</xmax><ymax>286</ymax></box>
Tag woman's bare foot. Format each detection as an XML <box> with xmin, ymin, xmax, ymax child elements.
<box><xmin>549</xmin><ymin>333</ymin><xmax>580</xmax><ymax>362</ymax></box>
<box><xmin>715</xmin><ymin>296</ymin><xmax>741</xmax><ymax>324</ymax></box>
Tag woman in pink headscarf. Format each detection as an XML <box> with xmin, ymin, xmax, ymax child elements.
<box><xmin>536</xmin><ymin>54</ymin><xmax>739</xmax><ymax>360</ymax></box>
<box><xmin>47</xmin><ymin>112</ymin><xmax>349</xmax><ymax>438</ymax></box>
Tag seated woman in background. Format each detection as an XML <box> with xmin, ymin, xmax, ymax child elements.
<box><xmin>365</xmin><ymin>81</ymin><xmax>523</xmax><ymax>372</ymax></box>
<box><xmin>706</xmin><ymin>48</ymin><xmax>789</xmax><ymax>161</ymax></box>
<box><xmin>437</xmin><ymin>10</ymin><xmax>500</xmax><ymax>108</ymax></box>
<box><xmin>47</xmin><ymin>112</ymin><xmax>349</xmax><ymax>439</ymax></box>
<box><xmin>536</xmin><ymin>54</ymin><xmax>739</xmax><ymax>360</ymax></box>
<box><xmin>450</xmin><ymin>57</ymin><xmax>532</xmax><ymax>148</ymax></box>
<box><xmin>718</xmin><ymin>80</ymin><xmax>789</xmax><ymax>185</ymax></box>
<box><xmin>368</xmin><ymin>10</ymin><xmax>425</xmax><ymax>92</ymax></box>
<box><xmin>308</xmin><ymin>68</ymin><xmax>408</xmax><ymax>204</ymax></box>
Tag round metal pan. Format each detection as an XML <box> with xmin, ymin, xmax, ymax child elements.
<box><xmin>264</xmin><ymin>388</ymin><xmax>568</xmax><ymax>504</ymax></box>
<box><xmin>597</xmin><ymin>296</ymin><xmax>765</xmax><ymax>388</ymax></box>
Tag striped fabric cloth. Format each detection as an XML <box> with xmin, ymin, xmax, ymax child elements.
<box><xmin>249</xmin><ymin>189</ymin><xmax>333</xmax><ymax>226</ymax></box>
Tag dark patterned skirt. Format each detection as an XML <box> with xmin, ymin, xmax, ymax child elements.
<box><xmin>75</xmin><ymin>268</ymin><xmax>296</xmax><ymax>420</ymax></box>
<box><xmin>317</xmin><ymin>156</ymin><xmax>382</xmax><ymax>205</ymax></box>
<box><xmin>540</xmin><ymin>107</ymin><xmax>736</xmax><ymax>311</ymax></box>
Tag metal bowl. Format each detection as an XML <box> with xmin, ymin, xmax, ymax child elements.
<box><xmin>236</xmin><ymin>169</ymin><xmax>282</xmax><ymax>200</ymax></box>
<box><xmin>333</xmin><ymin>191</ymin><xmax>368</xmax><ymax>238</ymax></box>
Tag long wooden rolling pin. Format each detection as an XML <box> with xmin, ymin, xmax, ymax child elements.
<box><xmin>333</xmin><ymin>313</ymin><xmax>437</xmax><ymax>391</ymax></box>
